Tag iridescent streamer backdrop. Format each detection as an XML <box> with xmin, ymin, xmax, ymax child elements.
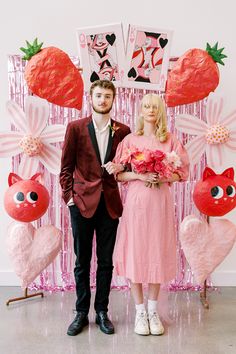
<box><xmin>8</xmin><ymin>55</ymin><xmax>206</xmax><ymax>292</ymax></box>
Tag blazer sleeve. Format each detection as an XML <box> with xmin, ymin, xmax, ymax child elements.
<box><xmin>59</xmin><ymin>122</ymin><xmax>77</xmax><ymax>204</ymax></box>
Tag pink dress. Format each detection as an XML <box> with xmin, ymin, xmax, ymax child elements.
<box><xmin>113</xmin><ymin>133</ymin><xmax>189</xmax><ymax>283</ymax></box>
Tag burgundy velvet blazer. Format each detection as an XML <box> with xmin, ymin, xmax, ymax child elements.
<box><xmin>60</xmin><ymin>116</ymin><xmax>131</xmax><ymax>218</ymax></box>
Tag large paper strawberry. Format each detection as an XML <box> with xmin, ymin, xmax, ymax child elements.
<box><xmin>20</xmin><ymin>38</ymin><xmax>84</xmax><ymax>110</ymax></box>
<box><xmin>165</xmin><ymin>43</ymin><xmax>227</xmax><ymax>107</ymax></box>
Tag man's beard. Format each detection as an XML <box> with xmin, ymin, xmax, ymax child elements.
<box><xmin>92</xmin><ymin>104</ymin><xmax>113</xmax><ymax>115</ymax></box>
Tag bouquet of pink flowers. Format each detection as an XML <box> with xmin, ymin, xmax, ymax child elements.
<box><xmin>121</xmin><ymin>146</ymin><xmax>182</xmax><ymax>187</ymax></box>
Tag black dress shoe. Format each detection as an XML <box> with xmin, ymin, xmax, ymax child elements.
<box><xmin>67</xmin><ymin>312</ymin><xmax>89</xmax><ymax>336</ymax></box>
<box><xmin>95</xmin><ymin>311</ymin><xmax>114</xmax><ymax>334</ymax></box>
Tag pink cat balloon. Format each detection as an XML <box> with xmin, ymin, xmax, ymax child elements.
<box><xmin>4</xmin><ymin>173</ymin><xmax>62</xmax><ymax>288</ymax></box>
<box><xmin>4</xmin><ymin>173</ymin><xmax>49</xmax><ymax>222</ymax></box>
<box><xmin>193</xmin><ymin>167</ymin><xmax>236</xmax><ymax>216</ymax></box>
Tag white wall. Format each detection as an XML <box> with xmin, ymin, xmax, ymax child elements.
<box><xmin>0</xmin><ymin>0</ymin><xmax>236</xmax><ymax>286</ymax></box>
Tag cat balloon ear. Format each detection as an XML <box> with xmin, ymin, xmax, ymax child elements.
<box><xmin>8</xmin><ymin>173</ymin><xmax>44</xmax><ymax>186</ymax></box>
<box><xmin>221</xmin><ymin>168</ymin><xmax>234</xmax><ymax>180</ymax></box>
<box><xmin>202</xmin><ymin>167</ymin><xmax>235</xmax><ymax>181</ymax></box>
<box><xmin>202</xmin><ymin>167</ymin><xmax>216</xmax><ymax>181</ymax></box>
<box><xmin>8</xmin><ymin>173</ymin><xmax>23</xmax><ymax>186</ymax></box>
<box><xmin>31</xmin><ymin>173</ymin><xmax>44</xmax><ymax>184</ymax></box>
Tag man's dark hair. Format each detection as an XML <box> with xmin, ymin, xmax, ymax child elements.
<box><xmin>90</xmin><ymin>80</ymin><xmax>116</xmax><ymax>98</ymax></box>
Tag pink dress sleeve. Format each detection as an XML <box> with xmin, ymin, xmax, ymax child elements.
<box><xmin>171</xmin><ymin>134</ymin><xmax>190</xmax><ymax>181</ymax></box>
<box><xmin>113</xmin><ymin>135</ymin><xmax>132</xmax><ymax>183</ymax></box>
<box><xmin>113</xmin><ymin>134</ymin><xmax>131</xmax><ymax>165</ymax></box>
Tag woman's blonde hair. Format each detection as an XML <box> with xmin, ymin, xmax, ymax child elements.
<box><xmin>136</xmin><ymin>94</ymin><xmax>168</xmax><ymax>142</ymax></box>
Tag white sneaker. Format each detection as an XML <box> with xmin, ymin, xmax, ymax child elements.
<box><xmin>134</xmin><ymin>311</ymin><xmax>150</xmax><ymax>335</ymax></box>
<box><xmin>148</xmin><ymin>312</ymin><xmax>164</xmax><ymax>335</ymax></box>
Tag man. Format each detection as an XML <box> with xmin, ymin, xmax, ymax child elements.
<box><xmin>60</xmin><ymin>80</ymin><xmax>131</xmax><ymax>336</ymax></box>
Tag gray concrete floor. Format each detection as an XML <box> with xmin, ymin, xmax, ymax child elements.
<box><xmin>0</xmin><ymin>287</ymin><xmax>235</xmax><ymax>354</ymax></box>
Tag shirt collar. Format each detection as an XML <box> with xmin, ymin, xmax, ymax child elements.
<box><xmin>92</xmin><ymin>118</ymin><xmax>111</xmax><ymax>133</ymax></box>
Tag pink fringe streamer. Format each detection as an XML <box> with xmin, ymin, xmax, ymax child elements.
<box><xmin>8</xmin><ymin>55</ymin><xmax>208</xmax><ymax>292</ymax></box>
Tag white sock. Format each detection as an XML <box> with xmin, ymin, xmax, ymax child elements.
<box><xmin>148</xmin><ymin>299</ymin><xmax>157</xmax><ymax>313</ymax></box>
<box><xmin>135</xmin><ymin>303</ymin><xmax>146</xmax><ymax>313</ymax></box>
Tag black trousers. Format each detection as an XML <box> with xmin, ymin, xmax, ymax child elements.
<box><xmin>69</xmin><ymin>193</ymin><xmax>119</xmax><ymax>314</ymax></box>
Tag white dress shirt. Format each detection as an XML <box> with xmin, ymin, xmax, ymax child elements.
<box><xmin>92</xmin><ymin>118</ymin><xmax>111</xmax><ymax>165</ymax></box>
<box><xmin>67</xmin><ymin>118</ymin><xmax>111</xmax><ymax>206</ymax></box>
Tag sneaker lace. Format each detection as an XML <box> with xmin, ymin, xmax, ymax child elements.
<box><xmin>149</xmin><ymin>312</ymin><xmax>161</xmax><ymax>325</ymax></box>
<box><xmin>136</xmin><ymin>312</ymin><xmax>148</xmax><ymax>326</ymax></box>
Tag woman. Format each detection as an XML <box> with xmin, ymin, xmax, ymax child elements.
<box><xmin>113</xmin><ymin>94</ymin><xmax>189</xmax><ymax>336</ymax></box>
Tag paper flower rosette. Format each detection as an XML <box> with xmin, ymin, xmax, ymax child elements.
<box><xmin>0</xmin><ymin>96</ymin><xmax>66</xmax><ymax>178</ymax></box>
<box><xmin>175</xmin><ymin>93</ymin><xmax>236</xmax><ymax>168</ymax></box>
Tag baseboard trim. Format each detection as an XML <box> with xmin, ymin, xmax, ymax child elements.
<box><xmin>211</xmin><ymin>271</ymin><xmax>236</xmax><ymax>286</ymax></box>
<box><xmin>0</xmin><ymin>271</ymin><xmax>21</xmax><ymax>286</ymax></box>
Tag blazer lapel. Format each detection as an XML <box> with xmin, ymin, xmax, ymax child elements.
<box><xmin>87</xmin><ymin>121</ymin><xmax>102</xmax><ymax>165</ymax></box>
<box><xmin>104</xmin><ymin>127</ymin><xmax>113</xmax><ymax>164</ymax></box>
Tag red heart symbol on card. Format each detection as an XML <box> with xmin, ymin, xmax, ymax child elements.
<box><xmin>6</xmin><ymin>222</ymin><xmax>62</xmax><ymax>288</ymax></box>
<box><xmin>180</xmin><ymin>215</ymin><xmax>236</xmax><ymax>284</ymax></box>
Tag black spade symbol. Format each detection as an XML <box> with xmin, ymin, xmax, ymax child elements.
<box><xmin>128</xmin><ymin>67</ymin><xmax>137</xmax><ymax>78</ymax></box>
<box><xmin>90</xmin><ymin>71</ymin><xmax>100</xmax><ymax>82</ymax></box>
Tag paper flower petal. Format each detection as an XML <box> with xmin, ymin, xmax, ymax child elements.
<box><xmin>38</xmin><ymin>143</ymin><xmax>62</xmax><ymax>175</ymax></box>
<box><xmin>6</xmin><ymin>100</ymin><xmax>27</xmax><ymax>133</ymax></box>
<box><xmin>185</xmin><ymin>136</ymin><xmax>206</xmax><ymax>166</ymax></box>
<box><xmin>18</xmin><ymin>154</ymin><xmax>39</xmax><ymax>179</ymax></box>
<box><xmin>0</xmin><ymin>132</ymin><xmax>23</xmax><ymax>157</ymax></box>
<box><xmin>206</xmin><ymin>94</ymin><xmax>224</xmax><ymax>126</ymax></box>
<box><xmin>175</xmin><ymin>114</ymin><xmax>208</xmax><ymax>135</ymax></box>
<box><xmin>221</xmin><ymin>109</ymin><xmax>236</xmax><ymax>129</ymax></box>
<box><xmin>25</xmin><ymin>96</ymin><xmax>49</xmax><ymax>136</ymax></box>
<box><xmin>206</xmin><ymin>144</ymin><xmax>223</xmax><ymax>168</ymax></box>
<box><xmin>40</xmin><ymin>125</ymin><xmax>66</xmax><ymax>143</ymax></box>
<box><xmin>224</xmin><ymin>140</ymin><xmax>236</xmax><ymax>151</ymax></box>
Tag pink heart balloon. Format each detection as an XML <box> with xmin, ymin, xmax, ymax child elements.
<box><xmin>6</xmin><ymin>222</ymin><xmax>62</xmax><ymax>288</ymax></box>
<box><xmin>180</xmin><ymin>215</ymin><xmax>236</xmax><ymax>284</ymax></box>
